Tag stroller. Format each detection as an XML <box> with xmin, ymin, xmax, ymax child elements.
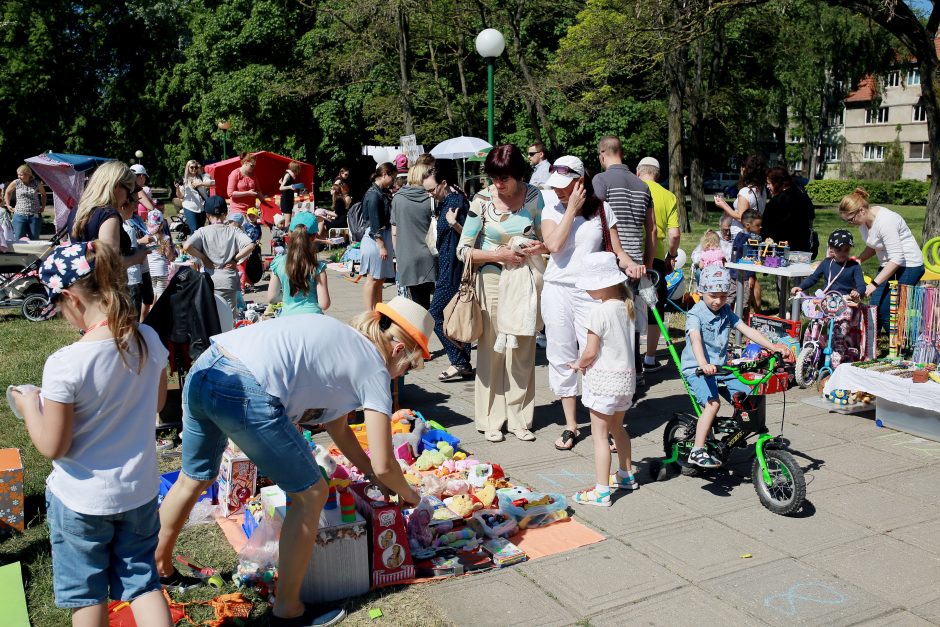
<box><xmin>0</xmin><ymin>227</ymin><xmax>68</xmax><ymax>321</ymax></box>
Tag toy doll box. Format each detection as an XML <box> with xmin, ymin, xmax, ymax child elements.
<box><xmin>218</xmin><ymin>447</ymin><xmax>257</xmax><ymax>518</ymax></box>
<box><xmin>0</xmin><ymin>449</ymin><xmax>23</xmax><ymax>533</ymax></box>
<box><xmin>350</xmin><ymin>482</ymin><xmax>415</xmax><ymax>588</ymax></box>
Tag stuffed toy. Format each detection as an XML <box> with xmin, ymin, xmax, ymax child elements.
<box><xmin>442</xmin><ymin>478</ymin><xmax>471</xmax><ymax>497</ymax></box>
<box><xmin>413</xmin><ymin>448</ymin><xmax>446</xmax><ymax>472</ymax></box>
<box><xmin>467</xmin><ymin>464</ymin><xmax>493</xmax><ymax>488</ymax></box>
<box><xmin>391</xmin><ymin>418</ymin><xmax>426</xmax><ymax>460</ymax></box>
<box><xmin>474</xmin><ymin>484</ymin><xmax>496</xmax><ymax>508</ymax></box>
<box><xmin>436</xmin><ymin>441</ymin><xmax>454</xmax><ymax>459</ymax></box>
<box><xmin>445</xmin><ymin>494</ymin><xmax>481</xmax><ymax>518</ymax></box>
<box><xmin>312</xmin><ymin>445</ymin><xmax>337</xmax><ymax>479</ymax></box>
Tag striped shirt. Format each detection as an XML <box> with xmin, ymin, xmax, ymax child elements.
<box><xmin>592</xmin><ymin>164</ymin><xmax>652</xmax><ymax>262</ymax></box>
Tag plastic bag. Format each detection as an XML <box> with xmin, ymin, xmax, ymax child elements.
<box><xmin>235</xmin><ymin>513</ymin><xmax>281</xmax><ymax>590</ymax></box>
<box><xmin>470</xmin><ymin>508</ymin><xmax>518</xmax><ymax>538</ymax></box>
<box><xmin>185</xmin><ymin>499</ymin><xmax>221</xmax><ymax>527</ymax></box>
<box><xmin>496</xmin><ymin>488</ymin><xmax>568</xmax><ymax>528</ymax></box>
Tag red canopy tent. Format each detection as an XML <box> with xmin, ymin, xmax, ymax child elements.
<box><xmin>204</xmin><ymin>152</ymin><xmax>315</xmax><ymax>226</ymax></box>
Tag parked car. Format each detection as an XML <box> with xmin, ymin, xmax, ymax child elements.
<box><xmin>703</xmin><ymin>172</ymin><xmax>739</xmax><ymax>193</ymax></box>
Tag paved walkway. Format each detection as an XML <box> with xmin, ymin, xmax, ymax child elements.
<box><xmin>267</xmin><ymin>266</ymin><xmax>940</xmax><ymax>626</ymax></box>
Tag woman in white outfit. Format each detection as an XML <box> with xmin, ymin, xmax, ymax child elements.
<box><xmin>539</xmin><ymin>156</ymin><xmax>628</xmax><ymax>451</ymax></box>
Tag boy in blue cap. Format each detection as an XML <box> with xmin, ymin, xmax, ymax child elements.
<box><xmin>681</xmin><ymin>265</ymin><xmax>792</xmax><ymax>467</ymax></box>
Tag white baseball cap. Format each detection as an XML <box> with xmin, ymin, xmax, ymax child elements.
<box><xmin>130</xmin><ymin>164</ymin><xmax>148</xmax><ymax>177</ymax></box>
<box><xmin>637</xmin><ymin>157</ymin><xmax>660</xmax><ymax>170</ymax></box>
<box><xmin>575</xmin><ymin>251</ymin><xmax>629</xmax><ymax>291</ymax></box>
<box><xmin>544</xmin><ymin>155</ymin><xmax>585</xmax><ymax>189</ymax></box>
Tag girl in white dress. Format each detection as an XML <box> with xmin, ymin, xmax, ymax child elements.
<box><xmin>569</xmin><ymin>251</ymin><xmax>638</xmax><ymax>507</ymax></box>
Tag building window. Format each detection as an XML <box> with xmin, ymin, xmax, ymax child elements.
<box><xmin>865</xmin><ymin>107</ymin><xmax>890</xmax><ymax>124</ymax></box>
<box><xmin>863</xmin><ymin>144</ymin><xmax>885</xmax><ymax>161</ymax></box>
<box><xmin>913</xmin><ymin>104</ymin><xmax>928</xmax><ymax>122</ymax></box>
<box><xmin>910</xmin><ymin>142</ymin><xmax>930</xmax><ymax>160</ymax></box>
<box><xmin>886</xmin><ymin>71</ymin><xmax>900</xmax><ymax>87</ymax></box>
<box><xmin>825</xmin><ymin>145</ymin><xmax>840</xmax><ymax>162</ymax></box>
<box><xmin>829</xmin><ymin>109</ymin><xmax>844</xmax><ymax>127</ymax></box>
<box><xmin>907</xmin><ymin>69</ymin><xmax>921</xmax><ymax>86</ymax></box>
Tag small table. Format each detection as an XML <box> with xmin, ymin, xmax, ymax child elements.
<box><xmin>724</xmin><ymin>262</ymin><xmax>815</xmax><ymax>342</ymax></box>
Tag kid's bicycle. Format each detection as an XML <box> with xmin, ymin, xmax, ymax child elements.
<box><xmin>792</xmin><ymin>291</ymin><xmax>857</xmax><ymax>388</ymax></box>
<box><xmin>643</xmin><ymin>278</ymin><xmax>806</xmax><ymax>516</ymax></box>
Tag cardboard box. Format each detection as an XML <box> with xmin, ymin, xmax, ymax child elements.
<box><xmin>218</xmin><ymin>447</ymin><xmax>256</xmax><ymax>517</ymax></box>
<box><xmin>0</xmin><ymin>449</ymin><xmax>23</xmax><ymax>533</ymax></box>
<box><xmin>350</xmin><ymin>482</ymin><xmax>415</xmax><ymax>587</ymax></box>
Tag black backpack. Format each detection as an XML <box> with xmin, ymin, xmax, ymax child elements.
<box><xmin>347</xmin><ymin>201</ymin><xmax>366</xmax><ymax>242</ymax></box>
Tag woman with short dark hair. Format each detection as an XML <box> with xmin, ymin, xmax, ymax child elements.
<box><xmin>761</xmin><ymin>167</ymin><xmax>815</xmax><ymax>253</ymax></box>
<box><xmin>360</xmin><ymin>162</ymin><xmax>398</xmax><ymax>310</ymax></box>
<box><xmin>456</xmin><ymin>144</ymin><xmax>547</xmax><ymax>443</ymax></box>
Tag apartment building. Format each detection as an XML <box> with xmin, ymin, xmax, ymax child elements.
<box><xmin>818</xmin><ymin>41</ymin><xmax>939</xmax><ymax>181</ymax></box>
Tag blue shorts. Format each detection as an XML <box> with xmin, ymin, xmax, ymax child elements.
<box><xmin>46</xmin><ymin>490</ymin><xmax>161</xmax><ymax>609</ymax></box>
<box><xmin>181</xmin><ymin>344</ymin><xmax>322</xmax><ymax>494</ymax></box>
<box><xmin>684</xmin><ymin>371</ymin><xmax>752</xmax><ymax>408</ymax></box>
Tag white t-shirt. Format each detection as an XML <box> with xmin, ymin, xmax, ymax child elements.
<box><xmin>729</xmin><ymin>186</ymin><xmax>767</xmax><ymax>237</ymax></box>
<box><xmin>541</xmin><ymin>189</ymin><xmax>618</xmax><ymax>285</ymax></box>
<box><xmin>122</xmin><ymin>221</ymin><xmax>143</xmax><ymax>285</ymax></box>
<box><xmin>212</xmin><ymin>315</ymin><xmax>393</xmax><ymax>425</ymax></box>
<box><xmin>182</xmin><ymin>174</ymin><xmax>212</xmax><ymax>213</ymax></box>
<box><xmin>584</xmin><ymin>299</ymin><xmax>636</xmax><ymax>397</ymax></box>
<box><xmin>860</xmin><ymin>206</ymin><xmax>924</xmax><ymax>267</ymax></box>
<box><xmin>41</xmin><ymin>325</ymin><xmax>168</xmax><ymax>515</ymax></box>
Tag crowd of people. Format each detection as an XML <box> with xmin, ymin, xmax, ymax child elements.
<box><xmin>4</xmin><ymin>136</ymin><xmax>932</xmax><ymax>626</ymax></box>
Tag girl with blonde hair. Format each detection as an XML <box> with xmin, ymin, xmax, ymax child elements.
<box><xmin>155</xmin><ymin>296</ymin><xmax>429</xmax><ymax>626</ymax></box>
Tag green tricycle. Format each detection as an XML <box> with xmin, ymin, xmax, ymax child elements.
<box><xmin>643</xmin><ymin>272</ymin><xmax>806</xmax><ymax>516</ymax></box>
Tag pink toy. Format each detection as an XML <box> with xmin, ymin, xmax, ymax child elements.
<box><xmin>395</xmin><ymin>442</ymin><xmax>415</xmax><ymax>465</ymax></box>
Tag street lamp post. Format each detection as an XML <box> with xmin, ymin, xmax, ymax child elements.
<box><xmin>218</xmin><ymin>120</ymin><xmax>231</xmax><ymax>160</ymax></box>
<box><xmin>475</xmin><ymin>29</ymin><xmax>505</xmax><ymax>147</ymax></box>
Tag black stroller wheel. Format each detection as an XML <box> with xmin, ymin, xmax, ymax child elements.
<box><xmin>22</xmin><ymin>293</ymin><xmax>50</xmax><ymax>321</ymax></box>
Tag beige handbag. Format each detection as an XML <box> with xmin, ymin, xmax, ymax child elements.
<box><xmin>443</xmin><ymin>248</ymin><xmax>483</xmax><ymax>345</ymax></box>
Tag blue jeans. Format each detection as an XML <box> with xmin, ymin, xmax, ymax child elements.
<box><xmin>183</xmin><ymin>208</ymin><xmax>206</xmax><ymax>234</ymax></box>
<box><xmin>870</xmin><ymin>265</ymin><xmax>925</xmax><ymax>333</ymax></box>
<box><xmin>685</xmin><ymin>370</ymin><xmax>752</xmax><ymax>408</ymax></box>
<box><xmin>46</xmin><ymin>490</ymin><xmax>161</xmax><ymax>609</ymax></box>
<box><xmin>181</xmin><ymin>345</ymin><xmax>322</xmax><ymax>494</ymax></box>
<box><xmin>12</xmin><ymin>213</ymin><xmax>41</xmax><ymax>240</ymax></box>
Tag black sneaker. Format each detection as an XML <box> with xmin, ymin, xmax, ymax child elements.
<box><xmin>643</xmin><ymin>360</ymin><xmax>666</xmax><ymax>373</ymax></box>
<box><xmin>636</xmin><ymin>372</ymin><xmax>646</xmax><ymax>388</ymax></box>
<box><xmin>271</xmin><ymin>606</ymin><xmax>347</xmax><ymax>627</ymax></box>
<box><xmin>688</xmin><ymin>448</ymin><xmax>721</xmax><ymax>468</ymax></box>
<box><xmin>160</xmin><ymin>568</ymin><xmax>204</xmax><ymax>593</ymax></box>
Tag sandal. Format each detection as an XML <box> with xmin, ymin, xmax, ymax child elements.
<box><xmin>554</xmin><ymin>429</ymin><xmax>581</xmax><ymax>451</ymax></box>
<box><xmin>438</xmin><ymin>365</ymin><xmax>474</xmax><ymax>382</ymax></box>
<box><xmin>513</xmin><ymin>429</ymin><xmax>536</xmax><ymax>442</ymax></box>
<box><xmin>485</xmin><ymin>430</ymin><xmax>505</xmax><ymax>442</ymax></box>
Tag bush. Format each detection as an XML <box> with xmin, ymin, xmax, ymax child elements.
<box><xmin>805</xmin><ymin>178</ymin><xmax>928</xmax><ymax>206</ymax></box>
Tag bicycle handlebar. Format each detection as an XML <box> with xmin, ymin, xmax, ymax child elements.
<box><xmin>694</xmin><ymin>352</ymin><xmax>782</xmax><ymax>387</ymax></box>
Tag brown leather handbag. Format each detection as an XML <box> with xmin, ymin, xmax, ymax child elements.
<box><xmin>443</xmin><ymin>248</ymin><xmax>483</xmax><ymax>345</ymax></box>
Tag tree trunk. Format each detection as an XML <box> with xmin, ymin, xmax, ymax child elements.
<box><xmin>665</xmin><ymin>48</ymin><xmax>689</xmax><ymax>231</ymax></box>
<box><xmin>507</xmin><ymin>3</ymin><xmax>559</xmax><ymax>152</ymax></box>
<box><xmin>428</xmin><ymin>41</ymin><xmax>456</xmax><ymax>133</ymax></box>
<box><xmin>397</xmin><ymin>4</ymin><xmax>414</xmax><ymax>136</ymax></box>
<box><xmin>919</xmin><ymin>52</ymin><xmax>940</xmax><ymax>241</ymax></box>
<box><xmin>687</xmin><ymin>39</ymin><xmax>706</xmax><ymax>225</ymax></box>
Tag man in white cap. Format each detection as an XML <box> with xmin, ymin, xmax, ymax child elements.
<box><xmin>636</xmin><ymin>156</ymin><xmax>680</xmax><ymax>373</ymax></box>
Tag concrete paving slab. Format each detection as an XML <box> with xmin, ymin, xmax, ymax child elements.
<box><xmin>518</xmin><ymin>541</ymin><xmax>684</xmax><ymax>615</ymax></box>
<box><xmin>802</xmin><ymin>535</ymin><xmax>940</xmax><ymax>607</ymax></box>
<box><xmin>573</xmin><ymin>487</ymin><xmax>695</xmax><ymax>535</ymax></box>
<box><xmin>861</xmin><ymin>429</ymin><xmax>940</xmax><ymax>462</ymax></box>
<box><xmin>587</xmin><ymin>584</ymin><xmax>762</xmax><ymax>626</ymax></box>
<box><xmin>425</xmin><ymin>568</ymin><xmax>576</xmax><ymax>627</ymax></box>
<box><xmin>801</xmin><ymin>442</ymin><xmax>926</xmax><ymax>482</ymax></box>
<box><xmin>853</xmin><ymin>610</ymin><xmax>937</xmax><ymax>626</ymax></box>
<box><xmin>810</xmin><ymin>482</ymin><xmax>935</xmax><ymax>533</ymax></box>
<box><xmin>912</xmin><ymin>597</ymin><xmax>940</xmax><ymax>624</ymax></box>
<box><xmin>778</xmin><ymin>424</ymin><xmax>849</xmax><ymax>452</ymax></box>
<box><xmin>789</xmin><ymin>412</ymin><xmax>880</xmax><ymax>438</ymax></box>
<box><xmin>886</xmin><ymin>518</ymin><xmax>940</xmax><ymax>557</ymax></box>
<box><xmin>801</xmin><ymin>466</ymin><xmax>859</xmax><ymax>494</ymax></box>
<box><xmin>699</xmin><ymin>558</ymin><xmax>895</xmax><ymax>626</ymax></box>
<box><xmin>643</xmin><ymin>467</ymin><xmax>758</xmax><ymax>515</ymax></box>
<box><xmin>715</xmin><ymin>506</ymin><xmax>873</xmax><ymax>558</ymax></box>
<box><xmin>869</xmin><ymin>464</ymin><xmax>940</xmax><ymax>506</ymax></box>
<box><xmin>624</xmin><ymin>517</ymin><xmax>785</xmax><ymax>582</ymax></box>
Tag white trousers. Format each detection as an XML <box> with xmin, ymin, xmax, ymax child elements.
<box><xmin>541</xmin><ymin>281</ymin><xmax>599</xmax><ymax>397</ymax></box>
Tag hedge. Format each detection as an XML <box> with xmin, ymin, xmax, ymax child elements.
<box><xmin>805</xmin><ymin>179</ymin><xmax>929</xmax><ymax>205</ymax></box>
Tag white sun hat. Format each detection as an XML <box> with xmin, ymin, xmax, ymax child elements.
<box><xmin>575</xmin><ymin>251</ymin><xmax>629</xmax><ymax>291</ymax></box>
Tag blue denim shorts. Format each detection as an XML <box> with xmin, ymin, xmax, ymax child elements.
<box><xmin>685</xmin><ymin>371</ymin><xmax>752</xmax><ymax>408</ymax></box>
<box><xmin>181</xmin><ymin>344</ymin><xmax>321</xmax><ymax>494</ymax></box>
<box><xmin>46</xmin><ymin>489</ymin><xmax>161</xmax><ymax>608</ymax></box>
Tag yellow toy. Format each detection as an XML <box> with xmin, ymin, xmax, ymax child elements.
<box><xmin>474</xmin><ymin>484</ymin><xmax>496</xmax><ymax>508</ymax></box>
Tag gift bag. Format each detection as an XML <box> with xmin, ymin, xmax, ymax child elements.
<box><xmin>350</xmin><ymin>482</ymin><xmax>415</xmax><ymax>587</ymax></box>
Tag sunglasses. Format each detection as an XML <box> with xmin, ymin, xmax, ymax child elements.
<box><xmin>527</xmin><ymin>151</ymin><xmax>539</xmax><ymax>156</ymax></box>
<box><xmin>549</xmin><ymin>164</ymin><xmax>580</xmax><ymax>176</ymax></box>
<box><xmin>120</xmin><ymin>183</ymin><xmax>135</xmax><ymax>194</ymax></box>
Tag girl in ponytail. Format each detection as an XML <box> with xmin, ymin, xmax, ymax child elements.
<box><xmin>11</xmin><ymin>240</ymin><xmax>173</xmax><ymax>626</ymax></box>
<box><xmin>267</xmin><ymin>212</ymin><xmax>331</xmax><ymax>315</ymax></box>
